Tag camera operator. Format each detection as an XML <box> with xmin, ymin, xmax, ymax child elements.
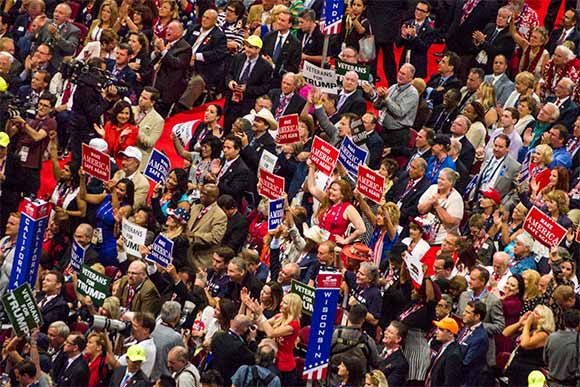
<box><xmin>150</xmin><ymin>301</ymin><xmax>183</xmax><ymax>381</ymax></box>
<box><xmin>5</xmin><ymin>91</ymin><xmax>57</xmax><ymax>197</ymax></box>
<box><xmin>106</xmin><ymin>312</ymin><xmax>157</xmax><ymax>379</ymax></box>
<box><xmin>69</xmin><ymin>56</ymin><xmax>118</xmax><ymax>169</ymax></box>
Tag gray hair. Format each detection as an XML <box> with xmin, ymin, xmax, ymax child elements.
<box><xmin>49</xmin><ymin>321</ymin><xmax>70</xmax><ymax>338</ymax></box>
<box><xmin>555</xmin><ymin>45</ymin><xmax>576</xmax><ymax>61</ymax></box>
<box><xmin>559</xmin><ymin>77</ymin><xmax>575</xmax><ymax>94</ymax></box>
<box><xmin>169</xmin><ymin>346</ymin><xmax>189</xmax><ymax>362</ymax></box>
<box><xmin>439</xmin><ymin>167</ymin><xmax>459</xmax><ymax>185</ymax></box>
<box><xmin>544</xmin><ymin>102</ymin><xmax>561</xmax><ymax>121</ymax></box>
<box><xmin>160</xmin><ymin>301</ymin><xmax>182</xmax><ymax>324</ymax></box>
<box><xmin>450</xmin><ymin>138</ymin><xmax>462</xmax><ymax>155</ymax></box>
<box><xmin>440</xmin><ymin>293</ymin><xmax>453</xmax><ymax>306</ymax></box>
<box><xmin>359</xmin><ymin>262</ymin><xmax>380</xmax><ymax>286</ymax></box>
<box><xmin>0</xmin><ymin>51</ymin><xmax>14</xmax><ymax>65</ymax></box>
<box><xmin>77</xmin><ymin>223</ymin><xmax>93</xmax><ymax>238</ymax></box>
<box><xmin>401</xmin><ymin>63</ymin><xmax>416</xmax><ymax>77</ymax></box>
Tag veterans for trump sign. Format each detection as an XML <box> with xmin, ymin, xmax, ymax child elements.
<box><xmin>523</xmin><ymin>206</ymin><xmax>567</xmax><ymax>247</ymax></box>
<box><xmin>258</xmin><ymin>169</ymin><xmax>285</xmax><ymax>200</ymax></box>
<box><xmin>303</xmin><ymin>61</ymin><xmax>338</xmax><ymax>94</ymax></box>
<box><xmin>357</xmin><ymin>165</ymin><xmax>385</xmax><ymax>204</ymax></box>
<box><xmin>82</xmin><ymin>143</ymin><xmax>110</xmax><ymax>181</ymax></box>
<box><xmin>310</xmin><ymin>136</ymin><xmax>339</xmax><ymax>176</ymax></box>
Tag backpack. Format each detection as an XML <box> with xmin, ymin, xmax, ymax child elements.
<box><xmin>327</xmin><ymin>328</ymin><xmax>372</xmax><ymax>385</ymax></box>
<box><xmin>245</xmin><ymin>366</ymin><xmax>276</xmax><ymax>387</ymax></box>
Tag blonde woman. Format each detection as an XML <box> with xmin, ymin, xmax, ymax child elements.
<box><xmin>521</xmin><ymin>269</ymin><xmax>547</xmax><ymax>315</ymax></box>
<box><xmin>503</xmin><ymin>71</ymin><xmax>541</xmax><ymax>109</ymax></box>
<box><xmin>86</xmin><ymin>1</ymin><xmax>118</xmax><ymax>44</ymax></box>
<box><xmin>503</xmin><ymin>304</ymin><xmax>555</xmax><ymax>386</ymax></box>
<box><xmin>247</xmin><ymin>293</ymin><xmax>302</xmax><ymax>386</ymax></box>
<box><xmin>364</xmin><ymin>370</ymin><xmax>388</xmax><ymax>387</ymax></box>
<box><xmin>476</xmin><ymin>82</ymin><xmax>498</xmax><ymax>128</ymax></box>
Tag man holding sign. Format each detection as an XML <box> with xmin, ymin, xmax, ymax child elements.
<box><xmin>113</xmin><ymin>147</ymin><xmax>149</xmax><ymax>209</ymax></box>
<box><xmin>115</xmin><ymin>260</ymin><xmax>161</xmax><ymax>315</ymax></box>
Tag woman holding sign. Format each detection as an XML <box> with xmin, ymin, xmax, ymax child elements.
<box><xmin>306</xmin><ymin>163</ymin><xmax>366</xmax><ymax>245</ymax></box>
<box><xmin>151</xmin><ymin>168</ymin><xmax>190</xmax><ymax>224</ymax></box>
<box><xmin>79</xmin><ymin>171</ymin><xmax>135</xmax><ymax>266</ymax></box>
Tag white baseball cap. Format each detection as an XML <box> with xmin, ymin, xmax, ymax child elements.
<box><xmin>89</xmin><ymin>138</ymin><xmax>108</xmax><ymax>153</ymax></box>
<box><xmin>119</xmin><ymin>146</ymin><xmax>143</xmax><ymax>162</ymax></box>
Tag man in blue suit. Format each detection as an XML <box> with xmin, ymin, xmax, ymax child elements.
<box><xmin>457</xmin><ymin>300</ymin><xmax>489</xmax><ymax>387</ymax></box>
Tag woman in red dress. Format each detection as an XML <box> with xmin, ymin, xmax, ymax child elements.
<box><xmin>95</xmin><ymin>100</ymin><xmax>139</xmax><ymax>168</ymax></box>
<box><xmin>306</xmin><ymin>163</ymin><xmax>366</xmax><ymax>245</ymax></box>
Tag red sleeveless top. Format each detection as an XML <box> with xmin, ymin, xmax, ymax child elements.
<box><xmin>319</xmin><ymin>202</ymin><xmax>351</xmax><ymax>241</ymax></box>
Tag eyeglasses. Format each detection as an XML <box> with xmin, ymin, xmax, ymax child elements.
<box><xmin>415</xmin><ymin>7</ymin><xmax>429</xmax><ymax>13</ymax></box>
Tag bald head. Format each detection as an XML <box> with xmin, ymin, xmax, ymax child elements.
<box><xmin>200</xmin><ymin>184</ymin><xmax>219</xmax><ymax>205</ymax></box>
<box><xmin>165</xmin><ymin>21</ymin><xmax>184</xmax><ymax>42</ymax></box>
<box><xmin>231</xmin><ymin>314</ymin><xmax>252</xmax><ymax>335</ymax></box>
<box><xmin>202</xmin><ymin>9</ymin><xmax>218</xmax><ymax>29</ymax></box>
<box><xmin>493</xmin><ymin>252</ymin><xmax>510</xmax><ymax>275</ymax></box>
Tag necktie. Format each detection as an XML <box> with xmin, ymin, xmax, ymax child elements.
<box><xmin>568</xmin><ymin>137</ymin><xmax>579</xmax><ymax>154</ymax></box>
<box><xmin>438</xmin><ymin>77</ymin><xmax>445</xmax><ymax>87</ymax></box>
<box><xmin>336</xmin><ymin>93</ymin><xmax>347</xmax><ymax>111</ymax></box>
<box><xmin>273</xmin><ymin>35</ymin><xmax>284</xmax><ymax>62</ymax></box>
<box><xmin>481</xmin><ymin>158</ymin><xmax>497</xmax><ymax>185</ymax></box>
<box><xmin>239</xmin><ymin>60</ymin><xmax>252</xmax><ymax>84</ymax></box>
<box><xmin>488</xmin><ymin>29</ymin><xmax>499</xmax><ymax>44</ymax></box>
<box><xmin>425</xmin><ymin>346</ymin><xmax>445</xmax><ymax>387</ymax></box>
<box><xmin>120</xmin><ymin>373</ymin><xmax>131</xmax><ymax>387</ymax></box>
<box><xmin>556</xmin><ymin>98</ymin><xmax>563</xmax><ymax>108</ymax></box>
<box><xmin>275</xmin><ymin>94</ymin><xmax>290</xmax><ymax>119</ymax></box>
<box><xmin>61</xmin><ymin>81</ymin><xmax>73</xmax><ymax>104</ymax></box>
<box><xmin>127</xmin><ymin>286</ymin><xmax>136</xmax><ymax>308</ymax></box>
<box><xmin>557</xmin><ymin>29</ymin><xmax>567</xmax><ymax>45</ymax></box>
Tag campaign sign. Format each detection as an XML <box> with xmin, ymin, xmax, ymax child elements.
<box><xmin>77</xmin><ymin>264</ymin><xmax>111</xmax><ymax>307</ymax></box>
<box><xmin>357</xmin><ymin>165</ymin><xmax>385</xmax><ymax>204</ymax></box>
<box><xmin>290</xmin><ymin>280</ymin><xmax>315</xmax><ymax>316</ymax></box>
<box><xmin>259</xmin><ymin>149</ymin><xmax>277</xmax><ymax>174</ymax></box>
<box><xmin>8</xmin><ymin>198</ymin><xmax>50</xmax><ymax>291</ymax></box>
<box><xmin>171</xmin><ymin>119</ymin><xmax>200</xmax><ymax>147</ymax></box>
<box><xmin>523</xmin><ymin>206</ymin><xmax>567</xmax><ymax>247</ymax></box>
<box><xmin>335</xmin><ymin>59</ymin><xmax>370</xmax><ymax>84</ymax></box>
<box><xmin>268</xmin><ymin>198</ymin><xmax>285</xmax><ymax>232</ymax></box>
<box><xmin>82</xmin><ymin>143</ymin><xmax>110</xmax><ymax>182</ymax></box>
<box><xmin>303</xmin><ymin>61</ymin><xmax>338</xmax><ymax>94</ymax></box>
<box><xmin>321</xmin><ymin>0</ymin><xmax>345</xmax><ymax>35</ymax></box>
<box><xmin>310</xmin><ymin>136</ymin><xmax>339</xmax><ymax>176</ymax></box>
<box><xmin>1</xmin><ymin>283</ymin><xmax>43</xmax><ymax>336</ymax></box>
<box><xmin>144</xmin><ymin>149</ymin><xmax>171</xmax><ymax>184</ymax></box>
<box><xmin>70</xmin><ymin>240</ymin><xmax>87</xmax><ymax>272</ymax></box>
<box><xmin>258</xmin><ymin>169</ymin><xmax>285</xmax><ymax>200</ymax></box>
<box><xmin>317</xmin><ymin>271</ymin><xmax>343</xmax><ymax>288</ymax></box>
<box><xmin>404</xmin><ymin>252</ymin><xmax>424</xmax><ymax>289</ymax></box>
<box><xmin>277</xmin><ymin>114</ymin><xmax>300</xmax><ymax>144</ymax></box>
<box><xmin>146</xmin><ymin>234</ymin><xmax>174</xmax><ymax>268</ymax></box>
<box><xmin>350</xmin><ymin>118</ymin><xmax>367</xmax><ymax>145</ymax></box>
<box><xmin>338</xmin><ymin>136</ymin><xmax>368</xmax><ymax>178</ymax></box>
<box><xmin>122</xmin><ymin>218</ymin><xmax>147</xmax><ymax>257</ymax></box>
<box><xmin>303</xmin><ymin>288</ymin><xmax>340</xmax><ymax>380</ymax></box>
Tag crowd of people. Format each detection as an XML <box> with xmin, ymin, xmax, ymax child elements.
<box><xmin>0</xmin><ymin>0</ymin><xmax>580</xmax><ymax>386</ymax></box>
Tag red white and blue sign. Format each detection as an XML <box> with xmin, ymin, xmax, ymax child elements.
<box><xmin>303</xmin><ymin>288</ymin><xmax>340</xmax><ymax>380</ymax></box>
<box><xmin>70</xmin><ymin>239</ymin><xmax>87</xmax><ymax>272</ymax></box>
<box><xmin>321</xmin><ymin>0</ymin><xmax>345</xmax><ymax>35</ymax></box>
<box><xmin>8</xmin><ymin>198</ymin><xmax>50</xmax><ymax>290</ymax></box>
<box><xmin>338</xmin><ymin>136</ymin><xmax>368</xmax><ymax>178</ymax></box>
<box><xmin>268</xmin><ymin>198</ymin><xmax>285</xmax><ymax>232</ymax></box>
<box><xmin>146</xmin><ymin>234</ymin><xmax>174</xmax><ymax>268</ymax></box>
<box><xmin>144</xmin><ymin>149</ymin><xmax>171</xmax><ymax>184</ymax></box>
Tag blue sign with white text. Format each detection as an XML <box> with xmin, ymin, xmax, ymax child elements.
<box><xmin>303</xmin><ymin>288</ymin><xmax>340</xmax><ymax>380</ymax></box>
<box><xmin>146</xmin><ymin>234</ymin><xmax>174</xmax><ymax>268</ymax></box>
<box><xmin>144</xmin><ymin>149</ymin><xmax>171</xmax><ymax>184</ymax></box>
<box><xmin>268</xmin><ymin>198</ymin><xmax>285</xmax><ymax>232</ymax></box>
<box><xmin>70</xmin><ymin>239</ymin><xmax>87</xmax><ymax>272</ymax></box>
<box><xmin>338</xmin><ymin>136</ymin><xmax>368</xmax><ymax>178</ymax></box>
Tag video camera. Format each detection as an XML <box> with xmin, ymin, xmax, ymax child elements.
<box><xmin>91</xmin><ymin>315</ymin><xmax>132</xmax><ymax>335</ymax></box>
<box><xmin>60</xmin><ymin>59</ymin><xmax>129</xmax><ymax>95</ymax></box>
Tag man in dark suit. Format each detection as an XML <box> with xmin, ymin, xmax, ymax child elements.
<box><xmin>268</xmin><ymin>72</ymin><xmax>306</xmax><ymax>120</ymax></box>
<box><xmin>386</xmin><ymin>158</ymin><xmax>431</xmax><ymax>229</ymax></box>
<box><xmin>450</xmin><ymin>115</ymin><xmax>475</xmax><ymax>171</ymax></box>
<box><xmin>379</xmin><ymin>321</ymin><xmax>409</xmax><ymax>387</ymax></box>
<box><xmin>366</xmin><ymin>0</ymin><xmax>407</xmax><ymax>86</ymax></box>
<box><xmin>150</xmin><ymin>21</ymin><xmax>192</xmax><ymax>117</ymax></box>
<box><xmin>449</xmin><ymin>138</ymin><xmax>471</xmax><ymax>194</ymax></box>
<box><xmin>297</xmin><ymin>9</ymin><xmax>323</xmax><ymax>66</ymax></box>
<box><xmin>332</xmin><ymin>71</ymin><xmax>367</xmax><ymax>123</ymax></box>
<box><xmin>223</xmin><ymin>35</ymin><xmax>273</xmax><ymax>133</ymax></box>
<box><xmin>548</xmin><ymin>77</ymin><xmax>578</xmax><ymax>129</ymax></box>
<box><xmin>472</xmin><ymin>7</ymin><xmax>515</xmax><ymax>73</ymax></box>
<box><xmin>445</xmin><ymin>0</ymin><xmax>500</xmax><ymax>80</ymax></box>
<box><xmin>261</xmin><ymin>9</ymin><xmax>301</xmax><ymax>88</ymax></box>
<box><xmin>403</xmin><ymin>127</ymin><xmax>434</xmax><ymax>172</ymax></box>
<box><xmin>108</xmin><ymin>345</ymin><xmax>151</xmax><ymax>387</ymax></box>
<box><xmin>52</xmin><ymin>333</ymin><xmax>89</xmax><ymax>387</ymax></box>
<box><xmin>210</xmin><ymin>315</ymin><xmax>257</xmax><ymax>383</ymax></box>
<box><xmin>210</xmin><ymin>135</ymin><xmax>251</xmax><ymax>209</ymax></box>
<box><xmin>458</xmin><ymin>301</ymin><xmax>489</xmax><ymax>387</ymax></box>
<box><xmin>425</xmin><ymin>52</ymin><xmax>462</xmax><ymax>108</ymax></box>
<box><xmin>37</xmin><ymin>270</ymin><xmax>69</xmax><ymax>333</ymax></box>
<box><xmin>179</xmin><ymin>9</ymin><xmax>227</xmax><ymax>111</ymax></box>
<box><xmin>425</xmin><ymin>317</ymin><xmax>463</xmax><ymax>387</ymax></box>
<box><xmin>32</xmin><ymin>3</ymin><xmax>80</xmax><ymax>69</ymax></box>
<box><xmin>427</xmin><ymin>88</ymin><xmax>461</xmax><ymax>134</ymax></box>
<box><xmin>362</xmin><ymin>112</ymin><xmax>384</xmax><ymax>170</ymax></box>
<box><xmin>16</xmin><ymin>68</ymin><xmax>50</xmax><ymax>107</ymax></box>
<box><xmin>395</xmin><ymin>0</ymin><xmax>436</xmax><ymax>79</ymax></box>
<box><xmin>218</xmin><ymin>195</ymin><xmax>249</xmax><ymax>253</ymax></box>
<box><xmin>546</xmin><ymin>8</ymin><xmax>580</xmax><ymax>54</ymax></box>
<box><xmin>106</xmin><ymin>43</ymin><xmax>137</xmax><ymax>100</ymax></box>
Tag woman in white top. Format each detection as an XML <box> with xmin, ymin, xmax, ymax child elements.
<box><xmin>85</xmin><ymin>1</ymin><xmax>118</xmax><ymax>44</ymax></box>
<box><xmin>463</xmin><ymin>101</ymin><xmax>487</xmax><ymax>150</ymax></box>
<box><xmin>514</xmin><ymin>95</ymin><xmax>537</xmax><ymax>136</ymax></box>
<box><xmin>503</xmin><ymin>71</ymin><xmax>541</xmax><ymax>109</ymax></box>
<box><xmin>402</xmin><ymin>220</ymin><xmax>431</xmax><ymax>259</ymax></box>
<box><xmin>417</xmin><ymin>168</ymin><xmax>464</xmax><ymax>245</ymax></box>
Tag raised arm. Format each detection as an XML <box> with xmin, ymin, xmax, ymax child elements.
<box><xmin>305</xmin><ymin>162</ymin><xmax>327</xmax><ymax>203</ymax></box>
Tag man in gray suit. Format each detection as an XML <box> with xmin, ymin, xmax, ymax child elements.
<box><xmin>457</xmin><ymin>266</ymin><xmax>504</xmax><ymax>381</ymax></box>
<box><xmin>483</xmin><ymin>54</ymin><xmax>514</xmax><ymax>107</ymax></box>
<box><xmin>33</xmin><ymin>3</ymin><xmax>80</xmax><ymax>69</ymax></box>
<box><xmin>469</xmin><ymin>134</ymin><xmax>520</xmax><ymax>204</ymax></box>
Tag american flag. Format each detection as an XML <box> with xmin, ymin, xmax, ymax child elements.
<box><xmin>303</xmin><ymin>362</ymin><xmax>329</xmax><ymax>380</ymax></box>
<box><xmin>320</xmin><ymin>0</ymin><xmax>345</xmax><ymax>35</ymax></box>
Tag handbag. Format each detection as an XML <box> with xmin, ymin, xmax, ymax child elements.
<box><xmin>358</xmin><ymin>25</ymin><xmax>376</xmax><ymax>63</ymax></box>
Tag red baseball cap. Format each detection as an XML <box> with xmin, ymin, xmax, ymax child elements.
<box><xmin>480</xmin><ymin>188</ymin><xmax>501</xmax><ymax>205</ymax></box>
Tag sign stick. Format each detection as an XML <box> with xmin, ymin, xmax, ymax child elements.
<box><xmin>321</xmin><ymin>35</ymin><xmax>330</xmax><ymax>70</ymax></box>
